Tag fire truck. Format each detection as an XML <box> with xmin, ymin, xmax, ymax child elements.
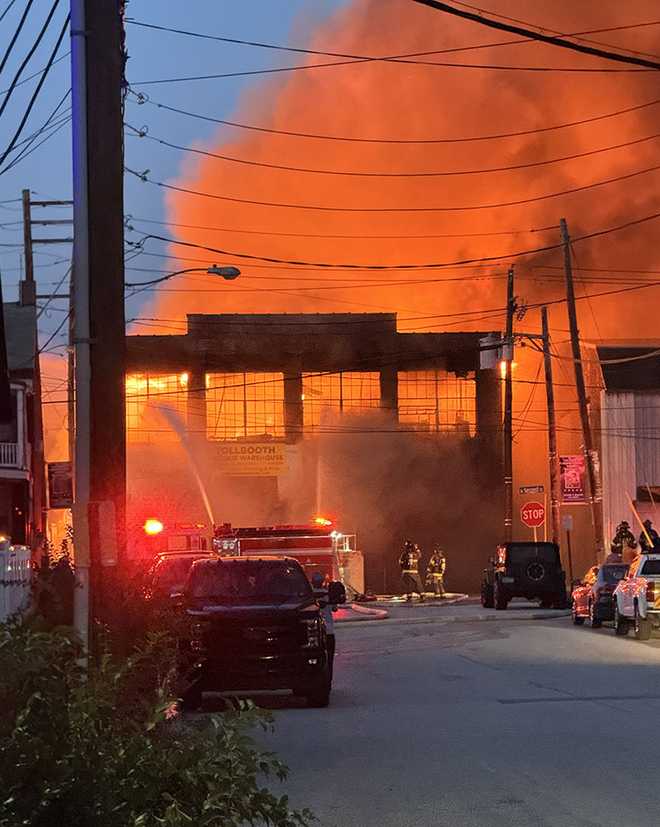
<box><xmin>212</xmin><ymin>519</ymin><xmax>365</xmax><ymax>593</ymax></box>
<box><xmin>131</xmin><ymin>519</ymin><xmax>210</xmax><ymax>563</ymax></box>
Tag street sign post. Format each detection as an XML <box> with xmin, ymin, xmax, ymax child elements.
<box><xmin>521</xmin><ymin>501</ymin><xmax>546</xmax><ymax>541</ymax></box>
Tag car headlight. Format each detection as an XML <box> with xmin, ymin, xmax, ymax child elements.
<box><xmin>301</xmin><ymin>617</ymin><xmax>321</xmax><ymax>648</ymax></box>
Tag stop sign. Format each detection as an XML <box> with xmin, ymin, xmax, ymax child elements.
<box><xmin>521</xmin><ymin>501</ymin><xmax>545</xmax><ymax>528</ymax></box>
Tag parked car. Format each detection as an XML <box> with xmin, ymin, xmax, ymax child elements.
<box><xmin>143</xmin><ymin>551</ymin><xmax>214</xmax><ymax>602</ymax></box>
<box><xmin>481</xmin><ymin>542</ymin><xmax>567</xmax><ymax>610</ymax></box>
<box><xmin>571</xmin><ymin>563</ymin><xmax>629</xmax><ymax>627</ymax></box>
<box><xmin>613</xmin><ymin>553</ymin><xmax>660</xmax><ymax>639</ymax></box>
<box><xmin>177</xmin><ymin>555</ymin><xmax>346</xmax><ymax>709</ymax></box>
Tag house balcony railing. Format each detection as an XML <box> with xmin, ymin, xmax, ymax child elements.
<box><xmin>0</xmin><ymin>443</ymin><xmax>19</xmax><ymax>468</ymax></box>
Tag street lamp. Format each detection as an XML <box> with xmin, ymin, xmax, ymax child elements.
<box><xmin>125</xmin><ymin>264</ymin><xmax>241</xmax><ymax>288</ymax></box>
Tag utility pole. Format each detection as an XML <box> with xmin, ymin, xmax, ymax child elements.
<box><xmin>503</xmin><ymin>266</ymin><xmax>515</xmax><ymax>542</ymax></box>
<box><xmin>541</xmin><ymin>306</ymin><xmax>561</xmax><ymax>546</ymax></box>
<box><xmin>560</xmin><ymin>218</ymin><xmax>604</xmax><ymax>561</ymax></box>
<box><xmin>22</xmin><ymin>191</ymin><xmax>73</xmax><ymax>307</ymax></box>
<box><xmin>71</xmin><ymin>0</ymin><xmax>126</xmax><ymax>647</ymax></box>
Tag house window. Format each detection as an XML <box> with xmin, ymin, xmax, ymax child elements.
<box><xmin>398</xmin><ymin>371</ymin><xmax>476</xmax><ymax>435</ymax></box>
<box><xmin>125</xmin><ymin>373</ymin><xmax>188</xmax><ymax>443</ymax></box>
<box><xmin>302</xmin><ymin>372</ymin><xmax>380</xmax><ymax>432</ymax></box>
<box><xmin>206</xmin><ymin>373</ymin><xmax>285</xmax><ymax>441</ymax></box>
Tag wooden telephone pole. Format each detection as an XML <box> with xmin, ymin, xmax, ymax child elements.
<box><xmin>560</xmin><ymin>218</ymin><xmax>604</xmax><ymax>561</ymax></box>
<box><xmin>541</xmin><ymin>306</ymin><xmax>561</xmax><ymax>546</ymax></box>
<box><xmin>71</xmin><ymin>0</ymin><xmax>126</xmax><ymax>646</ymax></box>
<box><xmin>503</xmin><ymin>266</ymin><xmax>515</xmax><ymax>542</ymax></box>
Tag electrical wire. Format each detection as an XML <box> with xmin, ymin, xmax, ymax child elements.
<box><xmin>0</xmin><ymin>51</ymin><xmax>69</xmax><ymax>96</ymax></box>
<box><xmin>125</xmin><ymin>123</ymin><xmax>660</xmax><ymax>179</ymax></box>
<box><xmin>136</xmin><ymin>93</ymin><xmax>660</xmax><ymax>144</ymax></box>
<box><xmin>0</xmin><ymin>0</ymin><xmax>60</xmax><ymax>121</ymax></box>
<box><xmin>0</xmin><ymin>0</ymin><xmax>18</xmax><ymax>23</ymax></box>
<box><xmin>0</xmin><ymin>87</ymin><xmax>70</xmax><ymax>174</ymax></box>
<box><xmin>126</xmin><ymin>214</ymin><xmax>555</xmax><ymax>241</ymax></box>
<box><xmin>411</xmin><ymin>0</ymin><xmax>660</xmax><ymax>70</ymax></box>
<box><xmin>125</xmin><ymin>17</ymin><xmax>660</xmax><ymax>62</ymax></box>
<box><xmin>448</xmin><ymin>0</ymin><xmax>660</xmax><ymax>60</ymax></box>
<box><xmin>0</xmin><ymin>0</ymin><xmax>34</xmax><ymax>77</ymax></box>
<box><xmin>0</xmin><ymin>13</ymin><xmax>68</xmax><ymax>166</ymax></box>
<box><xmin>129</xmin><ymin>209</ymin><xmax>660</xmax><ymax>271</ymax></box>
<box><xmin>126</xmin><ymin>161</ymin><xmax>660</xmax><ymax>213</ymax></box>
<box><xmin>131</xmin><ymin>54</ymin><xmax>652</xmax><ymax>85</ymax></box>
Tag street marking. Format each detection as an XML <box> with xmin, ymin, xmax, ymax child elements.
<box><xmin>499</xmin><ymin>694</ymin><xmax>660</xmax><ymax>704</ymax></box>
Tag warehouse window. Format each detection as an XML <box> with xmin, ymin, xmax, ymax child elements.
<box><xmin>302</xmin><ymin>372</ymin><xmax>380</xmax><ymax>431</ymax></box>
<box><xmin>125</xmin><ymin>373</ymin><xmax>188</xmax><ymax>443</ymax></box>
<box><xmin>206</xmin><ymin>372</ymin><xmax>285</xmax><ymax>440</ymax></box>
<box><xmin>398</xmin><ymin>371</ymin><xmax>476</xmax><ymax>435</ymax></box>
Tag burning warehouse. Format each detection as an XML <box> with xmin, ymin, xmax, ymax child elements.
<box><xmin>126</xmin><ymin>312</ymin><xmax>502</xmax><ymax>592</ymax></box>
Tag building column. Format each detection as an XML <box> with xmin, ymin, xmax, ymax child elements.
<box><xmin>379</xmin><ymin>367</ymin><xmax>398</xmax><ymax>418</ymax></box>
<box><xmin>284</xmin><ymin>372</ymin><xmax>303</xmax><ymax>443</ymax></box>
<box><xmin>187</xmin><ymin>367</ymin><xmax>207</xmax><ymax>442</ymax></box>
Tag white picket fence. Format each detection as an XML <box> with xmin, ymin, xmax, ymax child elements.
<box><xmin>0</xmin><ymin>545</ymin><xmax>31</xmax><ymax>622</ymax></box>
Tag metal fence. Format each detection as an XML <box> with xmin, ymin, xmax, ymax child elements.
<box><xmin>0</xmin><ymin>545</ymin><xmax>31</xmax><ymax>622</ymax></box>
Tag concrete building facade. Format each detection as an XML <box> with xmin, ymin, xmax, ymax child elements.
<box><xmin>126</xmin><ymin>313</ymin><xmax>503</xmax><ymax>591</ymax></box>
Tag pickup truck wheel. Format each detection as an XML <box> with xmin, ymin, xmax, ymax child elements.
<box><xmin>614</xmin><ymin>604</ymin><xmax>629</xmax><ymax>636</ymax></box>
<box><xmin>572</xmin><ymin>600</ymin><xmax>585</xmax><ymax>625</ymax></box>
<box><xmin>305</xmin><ymin>678</ymin><xmax>331</xmax><ymax>708</ymax></box>
<box><xmin>481</xmin><ymin>582</ymin><xmax>494</xmax><ymax>609</ymax></box>
<box><xmin>589</xmin><ymin>601</ymin><xmax>602</xmax><ymax>628</ymax></box>
<box><xmin>634</xmin><ymin>605</ymin><xmax>652</xmax><ymax>641</ymax></box>
<box><xmin>494</xmin><ymin>581</ymin><xmax>508</xmax><ymax>611</ymax></box>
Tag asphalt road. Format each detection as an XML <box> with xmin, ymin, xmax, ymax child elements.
<box><xmin>262</xmin><ymin>603</ymin><xmax>660</xmax><ymax>827</ymax></box>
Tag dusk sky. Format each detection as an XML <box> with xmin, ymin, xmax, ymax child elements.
<box><xmin>0</xmin><ymin>0</ymin><xmax>346</xmax><ymax>347</ymax></box>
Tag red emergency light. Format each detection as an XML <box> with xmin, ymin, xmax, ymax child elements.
<box><xmin>143</xmin><ymin>518</ymin><xmax>164</xmax><ymax>536</ymax></box>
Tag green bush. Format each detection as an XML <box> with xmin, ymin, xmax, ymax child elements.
<box><xmin>0</xmin><ymin>620</ymin><xmax>313</xmax><ymax>827</ymax></box>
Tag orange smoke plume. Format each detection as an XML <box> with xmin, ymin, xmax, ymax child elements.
<box><xmin>141</xmin><ymin>0</ymin><xmax>660</xmax><ymax>339</ymax></box>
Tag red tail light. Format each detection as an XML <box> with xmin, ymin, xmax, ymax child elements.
<box><xmin>646</xmin><ymin>581</ymin><xmax>656</xmax><ymax>601</ymax></box>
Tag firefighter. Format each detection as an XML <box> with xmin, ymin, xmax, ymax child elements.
<box><xmin>640</xmin><ymin>519</ymin><xmax>660</xmax><ymax>553</ymax></box>
<box><xmin>399</xmin><ymin>540</ymin><xmax>425</xmax><ymax>602</ymax></box>
<box><xmin>426</xmin><ymin>546</ymin><xmax>447</xmax><ymax>597</ymax></box>
<box><xmin>610</xmin><ymin>521</ymin><xmax>637</xmax><ymax>560</ymax></box>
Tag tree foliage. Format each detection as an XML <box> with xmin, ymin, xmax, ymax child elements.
<box><xmin>0</xmin><ymin>619</ymin><xmax>313</xmax><ymax>827</ymax></box>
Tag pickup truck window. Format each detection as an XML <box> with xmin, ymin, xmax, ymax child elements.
<box><xmin>190</xmin><ymin>560</ymin><xmax>313</xmax><ymax>600</ymax></box>
<box><xmin>640</xmin><ymin>559</ymin><xmax>660</xmax><ymax>576</ymax></box>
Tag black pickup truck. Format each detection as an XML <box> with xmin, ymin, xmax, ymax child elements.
<box><xmin>178</xmin><ymin>556</ymin><xmax>344</xmax><ymax>709</ymax></box>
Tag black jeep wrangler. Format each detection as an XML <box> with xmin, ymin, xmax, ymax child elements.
<box><xmin>481</xmin><ymin>542</ymin><xmax>567</xmax><ymax>610</ymax></box>
<box><xmin>177</xmin><ymin>555</ymin><xmax>345</xmax><ymax>709</ymax></box>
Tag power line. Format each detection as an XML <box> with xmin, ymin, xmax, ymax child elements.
<box><xmin>0</xmin><ymin>0</ymin><xmax>61</xmax><ymax>122</ymax></box>
<box><xmin>136</xmin><ymin>93</ymin><xmax>660</xmax><ymax>144</ymax></box>
<box><xmin>0</xmin><ymin>12</ymin><xmax>69</xmax><ymax>167</ymax></box>
<box><xmin>411</xmin><ymin>0</ymin><xmax>660</xmax><ymax>70</ymax></box>
<box><xmin>130</xmin><ymin>210</ymin><xmax>660</xmax><ymax>271</ymax></box>
<box><xmin>448</xmin><ymin>0</ymin><xmax>660</xmax><ymax>60</ymax></box>
<box><xmin>131</xmin><ymin>56</ymin><xmax>651</xmax><ymax>86</ymax></box>
<box><xmin>125</xmin><ymin>123</ymin><xmax>660</xmax><ymax>179</ymax></box>
<box><xmin>0</xmin><ymin>87</ymin><xmax>70</xmax><ymax>174</ymax></box>
<box><xmin>0</xmin><ymin>0</ymin><xmax>19</xmax><ymax>24</ymax></box>
<box><xmin>125</xmin><ymin>17</ymin><xmax>660</xmax><ymax>62</ymax></box>
<box><xmin>0</xmin><ymin>0</ymin><xmax>34</xmax><ymax>77</ymax></box>
<box><xmin>126</xmin><ymin>214</ymin><xmax>555</xmax><ymax>241</ymax></box>
<box><xmin>0</xmin><ymin>51</ymin><xmax>69</xmax><ymax>96</ymax></box>
<box><xmin>127</xmin><ymin>161</ymin><xmax>660</xmax><ymax>213</ymax></box>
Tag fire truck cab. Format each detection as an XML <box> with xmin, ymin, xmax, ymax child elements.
<box><xmin>212</xmin><ymin>521</ymin><xmax>365</xmax><ymax>593</ymax></box>
<box><xmin>132</xmin><ymin>520</ymin><xmax>210</xmax><ymax>563</ymax></box>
